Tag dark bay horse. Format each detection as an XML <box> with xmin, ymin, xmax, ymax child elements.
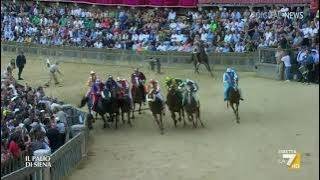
<box><xmin>79</xmin><ymin>88</ymin><xmax>120</xmax><ymax>128</ymax></box>
<box><xmin>117</xmin><ymin>95</ymin><xmax>132</xmax><ymax>128</ymax></box>
<box><xmin>183</xmin><ymin>91</ymin><xmax>204</xmax><ymax>128</ymax></box>
<box><xmin>131</xmin><ymin>84</ymin><xmax>144</xmax><ymax>118</ymax></box>
<box><xmin>191</xmin><ymin>43</ymin><xmax>214</xmax><ymax>77</ymax></box>
<box><xmin>227</xmin><ymin>87</ymin><xmax>240</xmax><ymax>123</ymax></box>
<box><xmin>147</xmin><ymin>90</ymin><xmax>165</xmax><ymax>134</ymax></box>
<box><xmin>166</xmin><ymin>87</ymin><xmax>185</xmax><ymax>127</ymax></box>
<box><xmin>79</xmin><ymin>95</ymin><xmax>119</xmax><ymax>129</ymax></box>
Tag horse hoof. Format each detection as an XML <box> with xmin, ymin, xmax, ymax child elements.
<box><xmin>236</xmin><ymin>120</ymin><xmax>240</xmax><ymax>124</ymax></box>
<box><xmin>103</xmin><ymin>124</ymin><xmax>107</xmax><ymax>128</ymax></box>
<box><xmin>201</xmin><ymin>123</ymin><xmax>205</xmax><ymax>128</ymax></box>
<box><xmin>138</xmin><ymin>112</ymin><xmax>142</xmax><ymax>114</ymax></box>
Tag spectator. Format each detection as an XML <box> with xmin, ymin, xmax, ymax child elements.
<box><xmin>15</xmin><ymin>51</ymin><xmax>26</xmax><ymax>80</ymax></box>
<box><xmin>281</xmin><ymin>52</ymin><xmax>292</xmax><ymax>81</ymax></box>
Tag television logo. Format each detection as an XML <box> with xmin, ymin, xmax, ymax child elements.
<box><xmin>253</xmin><ymin>11</ymin><xmax>304</xmax><ymax>20</ymax></box>
<box><xmin>25</xmin><ymin>156</ymin><xmax>52</xmax><ymax>168</ymax></box>
<box><xmin>278</xmin><ymin>150</ymin><xmax>301</xmax><ymax>169</ymax></box>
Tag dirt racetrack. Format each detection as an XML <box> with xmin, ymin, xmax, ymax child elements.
<box><xmin>1</xmin><ymin>54</ymin><xmax>319</xmax><ymax>180</ymax></box>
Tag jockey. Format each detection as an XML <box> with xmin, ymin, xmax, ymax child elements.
<box><xmin>146</xmin><ymin>79</ymin><xmax>165</xmax><ymax>103</ymax></box>
<box><xmin>91</xmin><ymin>79</ymin><xmax>104</xmax><ymax>111</ymax></box>
<box><xmin>131</xmin><ymin>68</ymin><xmax>146</xmax><ymax>101</ymax></box>
<box><xmin>105</xmin><ymin>75</ymin><xmax>119</xmax><ymax>93</ymax></box>
<box><xmin>116</xmin><ymin>77</ymin><xmax>132</xmax><ymax>103</ymax></box>
<box><xmin>182</xmin><ymin>79</ymin><xmax>199</xmax><ymax>106</ymax></box>
<box><xmin>164</xmin><ymin>76</ymin><xmax>184</xmax><ymax>90</ymax></box>
<box><xmin>223</xmin><ymin>67</ymin><xmax>244</xmax><ymax>103</ymax></box>
<box><xmin>85</xmin><ymin>71</ymin><xmax>102</xmax><ymax>112</ymax></box>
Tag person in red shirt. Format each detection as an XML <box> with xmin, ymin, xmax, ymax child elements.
<box><xmin>8</xmin><ymin>136</ymin><xmax>21</xmax><ymax>159</ymax></box>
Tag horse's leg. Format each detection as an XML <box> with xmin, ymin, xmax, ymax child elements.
<box><xmin>171</xmin><ymin>111</ymin><xmax>177</xmax><ymax>128</ymax></box>
<box><xmin>204</xmin><ymin>63</ymin><xmax>214</xmax><ymax>77</ymax></box>
<box><xmin>192</xmin><ymin>113</ymin><xmax>197</xmax><ymax>128</ymax></box>
<box><xmin>230</xmin><ymin>103</ymin><xmax>237</xmax><ymax>123</ymax></box>
<box><xmin>159</xmin><ymin>113</ymin><xmax>164</xmax><ymax>134</ymax></box>
<box><xmin>182</xmin><ymin>109</ymin><xmax>187</xmax><ymax>127</ymax></box>
<box><xmin>87</xmin><ymin>114</ymin><xmax>93</xmax><ymax>130</ymax></box>
<box><xmin>127</xmin><ymin>111</ymin><xmax>132</xmax><ymax>127</ymax></box>
<box><xmin>236</xmin><ymin>103</ymin><xmax>240</xmax><ymax>124</ymax></box>
<box><xmin>153</xmin><ymin>114</ymin><xmax>161</xmax><ymax>133</ymax></box>
<box><xmin>94</xmin><ymin>112</ymin><xmax>98</xmax><ymax>122</ymax></box>
<box><xmin>121</xmin><ymin>110</ymin><xmax>125</xmax><ymax>124</ymax></box>
<box><xmin>101</xmin><ymin>113</ymin><xmax>108</xmax><ymax>129</ymax></box>
<box><xmin>197</xmin><ymin>107</ymin><xmax>204</xmax><ymax>127</ymax></box>
<box><xmin>131</xmin><ymin>103</ymin><xmax>135</xmax><ymax>119</ymax></box>
<box><xmin>138</xmin><ymin>102</ymin><xmax>142</xmax><ymax>114</ymax></box>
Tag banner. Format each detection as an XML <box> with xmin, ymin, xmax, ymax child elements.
<box><xmin>198</xmin><ymin>0</ymin><xmax>310</xmax><ymax>5</ymax></box>
<box><xmin>39</xmin><ymin>0</ymin><xmax>197</xmax><ymax>7</ymax></box>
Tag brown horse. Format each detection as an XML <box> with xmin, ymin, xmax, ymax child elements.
<box><xmin>147</xmin><ymin>90</ymin><xmax>165</xmax><ymax>134</ymax></box>
<box><xmin>166</xmin><ymin>87</ymin><xmax>185</xmax><ymax>127</ymax></box>
<box><xmin>131</xmin><ymin>84</ymin><xmax>144</xmax><ymax>119</ymax></box>
<box><xmin>183</xmin><ymin>91</ymin><xmax>204</xmax><ymax>128</ymax></box>
<box><xmin>191</xmin><ymin>43</ymin><xmax>214</xmax><ymax>77</ymax></box>
<box><xmin>117</xmin><ymin>95</ymin><xmax>132</xmax><ymax>128</ymax></box>
<box><xmin>228</xmin><ymin>87</ymin><xmax>240</xmax><ymax>123</ymax></box>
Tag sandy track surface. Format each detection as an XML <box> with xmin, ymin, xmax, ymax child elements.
<box><xmin>1</xmin><ymin>55</ymin><xmax>318</xmax><ymax>180</ymax></box>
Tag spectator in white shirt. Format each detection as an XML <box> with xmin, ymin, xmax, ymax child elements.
<box><xmin>168</xmin><ymin>10</ymin><xmax>176</xmax><ymax>20</ymax></box>
<box><xmin>281</xmin><ymin>52</ymin><xmax>292</xmax><ymax>81</ymax></box>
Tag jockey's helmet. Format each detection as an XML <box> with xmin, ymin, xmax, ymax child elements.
<box><xmin>149</xmin><ymin>79</ymin><xmax>157</xmax><ymax>84</ymax></box>
<box><xmin>90</xmin><ymin>71</ymin><xmax>96</xmax><ymax>75</ymax></box>
<box><xmin>226</xmin><ymin>68</ymin><xmax>232</xmax><ymax>73</ymax></box>
<box><xmin>107</xmin><ymin>75</ymin><xmax>113</xmax><ymax>80</ymax></box>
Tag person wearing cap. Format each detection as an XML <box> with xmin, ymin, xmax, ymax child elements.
<box><xmin>116</xmin><ymin>77</ymin><xmax>132</xmax><ymax>106</ymax></box>
<box><xmin>223</xmin><ymin>67</ymin><xmax>244</xmax><ymax>106</ymax></box>
<box><xmin>146</xmin><ymin>79</ymin><xmax>164</xmax><ymax>103</ymax></box>
<box><xmin>105</xmin><ymin>75</ymin><xmax>119</xmax><ymax>94</ymax></box>
<box><xmin>180</xmin><ymin>79</ymin><xmax>199</xmax><ymax>106</ymax></box>
<box><xmin>16</xmin><ymin>51</ymin><xmax>26</xmax><ymax>80</ymax></box>
<box><xmin>45</xmin><ymin>60</ymin><xmax>62</xmax><ymax>87</ymax></box>
<box><xmin>131</xmin><ymin>68</ymin><xmax>146</xmax><ymax>102</ymax></box>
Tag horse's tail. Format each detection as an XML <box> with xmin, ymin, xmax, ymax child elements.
<box><xmin>79</xmin><ymin>96</ymin><xmax>88</xmax><ymax>108</ymax></box>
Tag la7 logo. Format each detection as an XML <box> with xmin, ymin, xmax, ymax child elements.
<box><xmin>282</xmin><ymin>154</ymin><xmax>296</xmax><ymax>166</ymax></box>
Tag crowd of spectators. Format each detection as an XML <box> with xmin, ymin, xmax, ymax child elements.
<box><xmin>1</xmin><ymin>63</ymin><xmax>68</xmax><ymax>164</ymax></box>
<box><xmin>1</xmin><ymin>1</ymin><xmax>319</xmax><ymax>53</ymax></box>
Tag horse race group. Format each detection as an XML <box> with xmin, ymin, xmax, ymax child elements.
<box><xmin>80</xmin><ymin>66</ymin><xmax>243</xmax><ymax>134</ymax></box>
<box><xmin>78</xmin><ymin>41</ymin><xmax>243</xmax><ymax>134</ymax></box>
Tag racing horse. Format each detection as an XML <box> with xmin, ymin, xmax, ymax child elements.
<box><xmin>147</xmin><ymin>90</ymin><xmax>165</xmax><ymax>134</ymax></box>
<box><xmin>79</xmin><ymin>89</ymin><xmax>119</xmax><ymax>129</ymax></box>
<box><xmin>131</xmin><ymin>82</ymin><xmax>145</xmax><ymax>119</ymax></box>
<box><xmin>227</xmin><ymin>87</ymin><xmax>240</xmax><ymax>123</ymax></box>
<box><xmin>166</xmin><ymin>87</ymin><xmax>185</xmax><ymax>127</ymax></box>
<box><xmin>191</xmin><ymin>42</ymin><xmax>214</xmax><ymax>77</ymax></box>
<box><xmin>117</xmin><ymin>94</ymin><xmax>133</xmax><ymax>128</ymax></box>
<box><xmin>183</xmin><ymin>91</ymin><xmax>204</xmax><ymax>128</ymax></box>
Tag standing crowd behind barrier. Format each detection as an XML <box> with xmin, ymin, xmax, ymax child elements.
<box><xmin>1</xmin><ymin>66</ymin><xmax>87</xmax><ymax>177</ymax></box>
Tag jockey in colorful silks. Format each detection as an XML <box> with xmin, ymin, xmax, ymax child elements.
<box><xmin>131</xmin><ymin>68</ymin><xmax>147</xmax><ymax>102</ymax></box>
<box><xmin>181</xmin><ymin>79</ymin><xmax>199</xmax><ymax>106</ymax></box>
<box><xmin>116</xmin><ymin>77</ymin><xmax>133</xmax><ymax>107</ymax></box>
<box><xmin>104</xmin><ymin>75</ymin><xmax>119</xmax><ymax>97</ymax></box>
<box><xmin>223</xmin><ymin>67</ymin><xmax>244</xmax><ymax>103</ymax></box>
<box><xmin>146</xmin><ymin>79</ymin><xmax>165</xmax><ymax>103</ymax></box>
<box><xmin>86</xmin><ymin>71</ymin><xmax>100</xmax><ymax>114</ymax></box>
<box><xmin>91</xmin><ymin>79</ymin><xmax>105</xmax><ymax>111</ymax></box>
<box><xmin>164</xmin><ymin>77</ymin><xmax>184</xmax><ymax>90</ymax></box>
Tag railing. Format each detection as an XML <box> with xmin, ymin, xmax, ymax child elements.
<box><xmin>258</xmin><ymin>47</ymin><xmax>299</xmax><ymax>64</ymax></box>
<box><xmin>1</xmin><ymin>151</ymin><xmax>30</xmax><ymax>177</ymax></box>
<box><xmin>1</xmin><ymin>107</ymin><xmax>89</xmax><ymax>180</ymax></box>
<box><xmin>2</xmin><ymin>131</ymin><xmax>88</xmax><ymax>180</ymax></box>
<box><xmin>1</xmin><ymin>42</ymin><xmax>257</xmax><ymax>69</ymax></box>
